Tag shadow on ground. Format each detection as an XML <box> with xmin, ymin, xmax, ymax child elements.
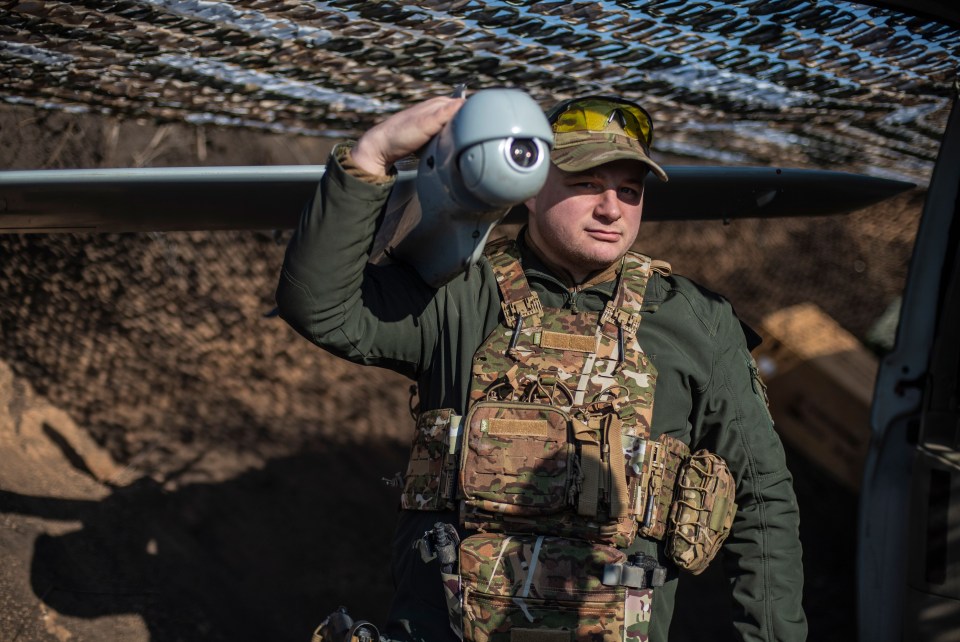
<box><xmin>1</xmin><ymin>440</ymin><xmax>856</xmax><ymax>642</ymax></box>
<box><xmin>0</xmin><ymin>442</ymin><xmax>407</xmax><ymax>642</ymax></box>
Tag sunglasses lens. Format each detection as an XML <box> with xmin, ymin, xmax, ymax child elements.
<box><xmin>552</xmin><ymin>99</ymin><xmax>653</xmax><ymax>146</ymax></box>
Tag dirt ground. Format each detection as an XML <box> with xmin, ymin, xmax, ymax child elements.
<box><xmin>0</xmin><ymin>103</ymin><xmax>924</xmax><ymax>641</ymax></box>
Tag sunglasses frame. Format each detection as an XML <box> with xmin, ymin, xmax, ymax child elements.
<box><xmin>548</xmin><ymin>95</ymin><xmax>656</xmax><ymax>148</ymax></box>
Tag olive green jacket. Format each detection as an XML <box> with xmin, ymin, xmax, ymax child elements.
<box><xmin>276</xmin><ymin>146</ymin><xmax>807</xmax><ymax>642</ymax></box>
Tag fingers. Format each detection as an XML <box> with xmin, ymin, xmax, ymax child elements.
<box><xmin>351</xmin><ymin>96</ymin><xmax>465</xmax><ymax>176</ymax></box>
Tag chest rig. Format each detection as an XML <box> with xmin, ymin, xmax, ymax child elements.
<box><xmin>460</xmin><ymin>239</ymin><xmax>659</xmax><ymax>548</ymax></box>
<box><xmin>402</xmin><ymin>240</ymin><xmax>737</xmax><ymax>642</ymax></box>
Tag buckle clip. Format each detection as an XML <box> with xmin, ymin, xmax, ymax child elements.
<box><xmin>601</xmin><ymin>301</ymin><xmax>641</xmax><ymax>336</ymax></box>
<box><xmin>502</xmin><ymin>295</ymin><xmax>542</xmax><ymax>327</ymax></box>
<box><xmin>602</xmin><ymin>553</ymin><xmax>667</xmax><ymax>589</ymax></box>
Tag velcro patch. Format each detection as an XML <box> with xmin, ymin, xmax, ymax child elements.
<box><xmin>487</xmin><ymin>418</ymin><xmax>550</xmax><ymax>437</ymax></box>
<box><xmin>539</xmin><ymin>330</ymin><xmax>597</xmax><ymax>353</ymax></box>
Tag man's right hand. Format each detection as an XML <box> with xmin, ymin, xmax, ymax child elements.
<box><xmin>350</xmin><ymin>96</ymin><xmax>466</xmax><ymax>177</ymax></box>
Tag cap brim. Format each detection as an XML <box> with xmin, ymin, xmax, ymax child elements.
<box><xmin>551</xmin><ymin>142</ymin><xmax>669</xmax><ymax>182</ymax></box>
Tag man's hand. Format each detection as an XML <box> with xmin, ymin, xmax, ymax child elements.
<box><xmin>351</xmin><ymin>96</ymin><xmax>465</xmax><ymax>176</ymax></box>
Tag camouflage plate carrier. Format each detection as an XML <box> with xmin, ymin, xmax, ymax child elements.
<box><xmin>402</xmin><ymin>239</ymin><xmax>737</xmax><ymax>642</ymax></box>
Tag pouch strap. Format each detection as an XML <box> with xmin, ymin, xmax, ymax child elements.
<box><xmin>573</xmin><ymin>418</ymin><xmax>601</xmax><ymax>517</ymax></box>
<box><xmin>577</xmin><ymin>442</ymin><xmax>602</xmax><ymax>518</ymax></box>
<box><xmin>599</xmin><ymin>252</ymin><xmax>653</xmax><ymax>339</ymax></box>
<box><xmin>519</xmin><ymin>535</ymin><xmax>545</xmax><ymax>598</ymax></box>
<box><xmin>485</xmin><ymin>239</ymin><xmax>543</xmax><ymax>328</ymax></box>
<box><xmin>605</xmin><ymin>413</ymin><xmax>631</xmax><ymax>519</ymax></box>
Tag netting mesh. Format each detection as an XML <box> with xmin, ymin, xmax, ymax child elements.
<box><xmin>2</xmin><ymin>0</ymin><xmax>958</xmax><ymax>182</ymax></box>
<box><xmin>0</xmin><ymin>235</ymin><xmax>417</xmax><ymax>476</ymax></box>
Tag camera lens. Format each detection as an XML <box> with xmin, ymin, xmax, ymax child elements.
<box><xmin>506</xmin><ymin>138</ymin><xmax>540</xmax><ymax>169</ymax></box>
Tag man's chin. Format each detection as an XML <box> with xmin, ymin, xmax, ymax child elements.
<box><xmin>582</xmin><ymin>243</ymin><xmax>627</xmax><ymax>266</ymax></box>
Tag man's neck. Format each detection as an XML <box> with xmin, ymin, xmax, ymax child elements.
<box><xmin>522</xmin><ymin>228</ymin><xmax>621</xmax><ymax>291</ymax></box>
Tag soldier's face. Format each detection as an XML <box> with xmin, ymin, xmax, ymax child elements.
<box><xmin>525</xmin><ymin>160</ymin><xmax>645</xmax><ymax>280</ymax></box>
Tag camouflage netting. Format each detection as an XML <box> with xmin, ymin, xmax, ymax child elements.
<box><xmin>0</xmin><ymin>105</ymin><xmax>420</xmax><ymax>479</ymax></box>
<box><xmin>1</xmin><ymin>0</ymin><xmax>958</xmax><ymax>182</ymax></box>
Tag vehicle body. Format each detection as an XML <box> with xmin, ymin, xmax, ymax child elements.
<box><xmin>858</xmin><ymin>76</ymin><xmax>960</xmax><ymax>638</ymax></box>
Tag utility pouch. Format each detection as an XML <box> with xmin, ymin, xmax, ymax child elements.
<box><xmin>665</xmin><ymin>450</ymin><xmax>738</xmax><ymax>574</ymax></box>
<box><xmin>401</xmin><ymin>408</ymin><xmax>460</xmax><ymax>511</ymax></box>
<box><xmin>460</xmin><ymin>401</ymin><xmax>573</xmax><ymax>515</ymax></box>
<box><xmin>637</xmin><ymin>434</ymin><xmax>690</xmax><ymax>540</ymax></box>
<box><xmin>459</xmin><ymin>533</ymin><xmax>654</xmax><ymax>642</ymax></box>
<box><xmin>459</xmin><ymin>400</ymin><xmax>638</xmax><ymax>547</ymax></box>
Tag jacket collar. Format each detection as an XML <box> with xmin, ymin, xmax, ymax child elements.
<box><xmin>514</xmin><ymin>228</ymin><xmax>664</xmax><ymax>312</ymax></box>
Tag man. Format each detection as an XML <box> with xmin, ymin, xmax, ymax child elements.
<box><xmin>277</xmin><ymin>94</ymin><xmax>806</xmax><ymax>641</ymax></box>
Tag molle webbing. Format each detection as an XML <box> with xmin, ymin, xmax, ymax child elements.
<box><xmin>461</xmin><ymin>241</ymin><xmax>661</xmax><ymax>547</ymax></box>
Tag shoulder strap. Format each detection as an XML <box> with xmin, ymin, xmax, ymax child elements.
<box><xmin>484</xmin><ymin>238</ymin><xmax>542</xmax><ymax>328</ymax></box>
<box><xmin>600</xmin><ymin>251</ymin><xmax>653</xmax><ymax>339</ymax></box>
<box><xmin>651</xmin><ymin>259</ymin><xmax>672</xmax><ymax>277</ymax></box>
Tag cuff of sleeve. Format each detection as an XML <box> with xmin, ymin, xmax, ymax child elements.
<box><xmin>333</xmin><ymin>142</ymin><xmax>397</xmax><ymax>186</ymax></box>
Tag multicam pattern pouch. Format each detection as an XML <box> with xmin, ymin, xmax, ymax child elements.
<box><xmin>459</xmin><ymin>399</ymin><xmax>642</xmax><ymax>548</ymax></box>
<box><xmin>665</xmin><ymin>450</ymin><xmax>738</xmax><ymax>574</ymax></box>
<box><xmin>460</xmin><ymin>401</ymin><xmax>573</xmax><ymax>515</ymax></box>
<box><xmin>459</xmin><ymin>533</ymin><xmax>653</xmax><ymax>642</ymax></box>
<box><xmin>401</xmin><ymin>408</ymin><xmax>459</xmax><ymax>511</ymax></box>
<box><xmin>637</xmin><ymin>434</ymin><xmax>691</xmax><ymax>540</ymax></box>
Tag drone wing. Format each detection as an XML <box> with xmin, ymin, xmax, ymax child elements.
<box><xmin>0</xmin><ymin>165</ymin><xmax>914</xmax><ymax>234</ymax></box>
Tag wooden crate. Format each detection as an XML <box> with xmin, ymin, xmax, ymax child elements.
<box><xmin>754</xmin><ymin>303</ymin><xmax>879</xmax><ymax>491</ymax></box>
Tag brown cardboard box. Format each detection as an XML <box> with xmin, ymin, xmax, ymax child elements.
<box><xmin>754</xmin><ymin>303</ymin><xmax>878</xmax><ymax>491</ymax></box>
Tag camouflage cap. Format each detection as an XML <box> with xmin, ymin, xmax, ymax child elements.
<box><xmin>548</xmin><ymin>96</ymin><xmax>669</xmax><ymax>182</ymax></box>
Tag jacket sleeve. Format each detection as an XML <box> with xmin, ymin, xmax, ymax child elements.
<box><xmin>275</xmin><ymin>144</ymin><xmax>444</xmax><ymax>378</ymax></box>
<box><xmin>696</xmin><ymin>303</ymin><xmax>808</xmax><ymax>642</ymax></box>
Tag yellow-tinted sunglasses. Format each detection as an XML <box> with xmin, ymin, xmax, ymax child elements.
<box><xmin>550</xmin><ymin>97</ymin><xmax>654</xmax><ymax>148</ymax></box>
